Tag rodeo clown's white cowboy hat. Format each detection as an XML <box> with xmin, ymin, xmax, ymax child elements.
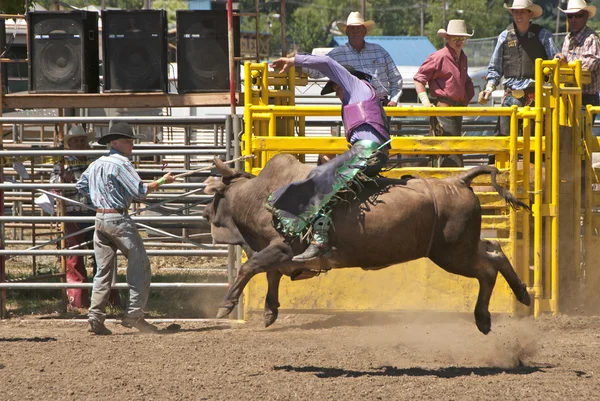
<box><xmin>65</xmin><ymin>125</ymin><xmax>95</xmax><ymax>149</ymax></box>
<box><xmin>504</xmin><ymin>0</ymin><xmax>544</xmax><ymax>18</ymax></box>
<box><xmin>337</xmin><ymin>11</ymin><xmax>376</xmax><ymax>34</ymax></box>
<box><xmin>559</xmin><ymin>0</ymin><xmax>596</xmax><ymax>18</ymax></box>
<box><xmin>437</xmin><ymin>20</ymin><xmax>474</xmax><ymax>39</ymax></box>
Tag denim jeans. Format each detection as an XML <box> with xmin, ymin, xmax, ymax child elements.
<box><xmin>497</xmin><ymin>94</ymin><xmax>529</xmax><ymax>137</ymax></box>
<box><xmin>88</xmin><ymin>212</ymin><xmax>151</xmax><ymax>323</ymax></box>
<box><xmin>430</xmin><ymin>115</ymin><xmax>464</xmax><ymax>167</ymax></box>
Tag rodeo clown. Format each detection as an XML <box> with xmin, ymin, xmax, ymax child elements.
<box><xmin>268</xmin><ymin>54</ymin><xmax>390</xmax><ymax>261</ymax></box>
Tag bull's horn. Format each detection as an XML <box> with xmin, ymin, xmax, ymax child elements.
<box><xmin>213</xmin><ymin>157</ymin><xmax>236</xmax><ymax>177</ymax></box>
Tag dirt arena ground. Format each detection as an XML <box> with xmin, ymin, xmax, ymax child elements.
<box><xmin>1</xmin><ymin>311</ymin><xmax>600</xmax><ymax>400</ymax></box>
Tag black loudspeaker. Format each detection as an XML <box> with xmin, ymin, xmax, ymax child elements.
<box><xmin>176</xmin><ymin>10</ymin><xmax>240</xmax><ymax>93</ymax></box>
<box><xmin>102</xmin><ymin>10</ymin><xmax>168</xmax><ymax>93</ymax></box>
<box><xmin>27</xmin><ymin>11</ymin><xmax>99</xmax><ymax>93</ymax></box>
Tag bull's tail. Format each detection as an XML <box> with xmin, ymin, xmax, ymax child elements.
<box><xmin>458</xmin><ymin>166</ymin><xmax>531</xmax><ymax>212</ymax></box>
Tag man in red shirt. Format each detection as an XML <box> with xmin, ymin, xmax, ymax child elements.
<box><xmin>414</xmin><ymin>20</ymin><xmax>474</xmax><ymax>167</ymax></box>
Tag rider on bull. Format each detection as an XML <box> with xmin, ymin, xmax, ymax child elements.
<box><xmin>268</xmin><ymin>54</ymin><xmax>391</xmax><ymax>261</ymax></box>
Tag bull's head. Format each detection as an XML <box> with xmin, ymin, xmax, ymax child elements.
<box><xmin>202</xmin><ymin>157</ymin><xmax>253</xmax><ymax>245</ymax></box>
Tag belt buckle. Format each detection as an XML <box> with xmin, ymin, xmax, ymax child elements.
<box><xmin>512</xmin><ymin>89</ymin><xmax>525</xmax><ymax>99</ymax></box>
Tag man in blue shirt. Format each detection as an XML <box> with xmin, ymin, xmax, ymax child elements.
<box><xmin>478</xmin><ymin>0</ymin><xmax>558</xmax><ymax>136</ymax></box>
<box><xmin>77</xmin><ymin>122</ymin><xmax>174</xmax><ymax>335</ymax></box>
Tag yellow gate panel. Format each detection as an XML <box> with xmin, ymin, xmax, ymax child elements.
<box><xmin>240</xmin><ymin>60</ymin><xmax>594</xmax><ymax>319</ymax></box>
<box><xmin>244</xmin><ymin>258</ymin><xmax>516</xmax><ymax>315</ymax></box>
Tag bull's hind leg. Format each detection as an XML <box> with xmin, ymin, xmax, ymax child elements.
<box><xmin>474</xmin><ymin>254</ymin><xmax>497</xmax><ymax>335</ymax></box>
<box><xmin>216</xmin><ymin>242</ymin><xmax>293</xmax><ymax>319</ymax></box>
<box><xmin>264</xmin><ymin>270</ymin><xmax>283</xmax><ymax>327</ymax></box>
<box><xmin>482</xmin><ymin>240</ymin><xmax>531</xmax><ymax>306</ymax></box>
<box><xmin>473</xmin><ymin>240</ymin><xmax>532</xmax><ymax>335</ymax></box>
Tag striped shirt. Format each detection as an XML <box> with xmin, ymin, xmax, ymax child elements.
<box><xmin>487</xmin><ymin>25</ymin><xmax>558</xmax><ymax>90</ymax></box>
<box><xmin>305</xmin><ymin>42</ymin><xmax>403</xmax><ymax>103</ymax></box>
<box><xmin>561</xmin><ymin>26</ymin><xmax>600</xmax><ymax>95</ymax></box>
<box><xmin>76</xmin><ymin>148</ymin><xmax>149</xmax><ymax>210</ymax></box>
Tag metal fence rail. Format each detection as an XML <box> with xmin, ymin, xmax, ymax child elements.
<box><xmin>0</xmin><ymin>283</ymin><xmax>229</xmax><ymax>289</ymax></box>
<box><xmin>0</xmin><ymin>114</ymin><xmax>243</xmax><ymax>319</ymax></box>
<box><xmin>0</xmin><ymin>250</ymin><xmax>228</xmax><ymax>256</ymax></box>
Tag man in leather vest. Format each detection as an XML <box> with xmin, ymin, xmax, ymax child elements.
<box><xmin>478</xmin><ymin>0</ymin><xmax>558</xmax><ymax>136</ymax></box>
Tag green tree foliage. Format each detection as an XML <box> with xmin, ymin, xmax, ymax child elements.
<box><xmin>370</xmin><ymin>0</ymin><xmax>424</xmax><ymax>36</ymax></box>
<box><xmin>426</xmin><ymin>0</ymin><xmax>511</xmax><ymax>48</ymax></box>
<box><xmin>34</xmin><ymin>0</ymin><xmax>143</xmax><ymax>10</ymax></box>
<box><xmin>231</xmin><ymin>0</ymin><xmax>600</xmax><ymax>56</ymax></box>
<box><xmin>152</xmin><ymin>0</ymin><xmax>186</xmax><ymax>24</ymax></box>
<box><xmin>1</xmin><ymin>0</ymin><xmax>33</xmax><ymax>13</ymax></box>
<box><xmin>288</xmin><ymin>6</ymin><xmax>330</xmax><ymax>52</ymax></box>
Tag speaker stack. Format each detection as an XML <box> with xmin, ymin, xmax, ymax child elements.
<box><xmin>176</xmin><ymin>10</ymin><xmax>239</xmax><ymax>93</ymax></box>
<box><xmin>27</xmin><ymin>11</ymin><xmax>99</xmax><ymax>93</ymax></box>
<box><xmin>101</xmin><ymin>9</ymin><xmax>168</xmax><ymax>92</ymax></box>
<box><xmin>26</xmin><ymin>10</ymin><xmax>239</xmax><ymax>95</ymax></box>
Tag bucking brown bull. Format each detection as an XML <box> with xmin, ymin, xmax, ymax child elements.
<box><xmin>203</xmin><ymin>154</ymin><xmax>531</xmax><ymax>334</ymax></box>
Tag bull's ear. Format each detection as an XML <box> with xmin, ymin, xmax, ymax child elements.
<box><xmin>204</xmin><ymin>176</ymin><xmax>227</xmax><ymax>195</ymax></box>
<box><xmin>213</xmin><ymin>157</ymin><xmax>235</xmax><ymax>178</ymax></box>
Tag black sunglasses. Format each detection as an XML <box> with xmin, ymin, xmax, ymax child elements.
<box><xmin>567</xmin><ymin>13</ymin><xmax>586</xmax><ymax>19</ymax></box>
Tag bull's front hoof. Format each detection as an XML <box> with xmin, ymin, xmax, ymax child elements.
<box><xmin>216</xmin><ymin>306</ymin><xmax>233</xmax><ymax>319</ymax></box>
<box><xmin>476</xmin><ymin>317</ymin><xmax>491</xmax><ymax>335</ymax></box>
<box><xmin>517</xmin><ymin>285</ymin><xmax>532</xmax><ymax>306</ymax></box>
<box><xmin>264</xmin><ymin>311</ymin><xmax>278</xmax><ymax>327</ymax></box>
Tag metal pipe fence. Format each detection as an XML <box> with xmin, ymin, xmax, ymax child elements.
<box><xmin>0</xmin><ymin>114</ymin><xmax>241</xmax><ymax>318</ymax></box>
<box><xmin>0</xmin><ymin>249</ymin><xmax>227</xmax><ymax>256</ymax></box>
<box><xmin>0</xmin><ymin>282</ymin><xmax>228</xmax><ymax>289</ymax></box>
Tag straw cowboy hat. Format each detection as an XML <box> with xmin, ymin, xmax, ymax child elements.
<box><xmin>559</xmin><ymin>0</ymin><xmax>596</xmax><ymax>18</ymax></box>
<box><xmin>437</xmin><ymin>20</ymin><xmax>474</xmax><ymax>38</ymax></box>
<box><xmin>504</xmin><ymin>0</ymin><xmax>543</xmax><ymax>18</ymax></box>
<box><xmin>337</xmin><ymin>11</ymin><xmax>375</xmax><ymax>34</ymax></box>
<box><xmin>65</xmin><ymin>125</ymin><xmax>94</xmax><ymax>149</ymax></box>
<box><xmin>98</xmin><ymin>122</ymin><xmax>144</xmax><ymax>145</ymax></box>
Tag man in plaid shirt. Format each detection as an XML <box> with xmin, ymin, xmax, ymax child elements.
<box><xmin>306</xmin><ymin>11</ymin><xmax>403</xmax><ymax>106</ymax></box>
<box><xmin>556</xmin><ymin>0</ymin><xmax>600</xmax><ymax>106</ymax></box>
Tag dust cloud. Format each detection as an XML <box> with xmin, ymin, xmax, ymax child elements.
<box><xmin>327</xmin><ymin>311</ymin><xmax>540</xmax><ymax>369</ymax></box>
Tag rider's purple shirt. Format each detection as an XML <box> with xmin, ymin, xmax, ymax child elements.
<box><xmin>294</xmin><ymin>54</ymin><xmax>387</xmax><ymax>144</ymax></box>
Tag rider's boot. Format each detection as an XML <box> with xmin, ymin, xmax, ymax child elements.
<box><xmin>292</xmin><ymin>216</ymin><xmax>331</xmax><ymax>261</ymax></box>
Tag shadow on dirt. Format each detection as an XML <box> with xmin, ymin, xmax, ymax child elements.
<box><xmin>0</xmin><ymin>336</ymin><xmax>57</xmax><ymax>343</ymax></box>
<box><xmin>274</xmin><ymin>364</ymin><xmax>551</xmax><ymax>378</ymax></box>
<box><xmin>116</xmin><ymin>324</ymin><xmax>233</xmax><ymax>336</ymax></box>
<box><xmin>266</xmin><ymin>311</ymin><xmax>474</xmax><ymax>331</ymax></box>
<box><xmin>156</xmin><ymin>324</ymin><xmax>233</xmax><ymax>335</ymax></box>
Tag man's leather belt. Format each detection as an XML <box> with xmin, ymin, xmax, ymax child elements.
<box><xmin>433</xmin><ymin>96</ymin><xmax>466</xmax><ymax>107</ymax></box>
<box><xmin>96</xmin><ymin>208</ymin><xmax>124</xmax><ymax>214</ymax></box>
<box><xmin>507</xmin><ymin>87</ymin><xmax>534</xmax><ymax>99</ymax></box>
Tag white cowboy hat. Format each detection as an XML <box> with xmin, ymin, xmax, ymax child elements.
<box><xmin>504</xmin><ymin>0</ymin><xmax>544</xmax><ymax>19</ymax></box>
<box><xmin>437</xmin><ymin>20</ymin><xmax>474</xmax><ymax>38</ymax></box>
<box><xmin>65</xmin><ymin>125</ymin><xmax>94</xmax><ymax>149</ymax></box>
<box><xmin>559</xmin><ymin>0</ymin><xmax>596</xmax><ymax>18</ymax></box>
<box><xmin>337</xmin><ymin>11</ymin><xmax>376</xmax><ymax>34</ymax></box>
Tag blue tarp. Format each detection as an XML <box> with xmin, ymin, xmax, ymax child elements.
<box><xmin>329</xmin><ymin>36</ymin><xmax>437</xmax><ymax>67</ymax></box>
